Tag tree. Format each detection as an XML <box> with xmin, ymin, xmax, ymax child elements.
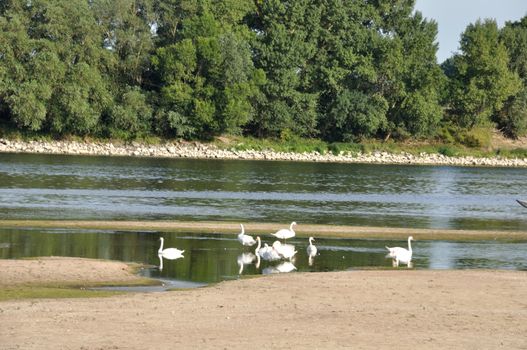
<box><xmin>152</xmin><ymin>1</ymin><xmax>263</xmax><ymax>138</ymax></box>
<box><xmin>380</xmin><ymin>9</ymin><xmax>444</xmax><ymax>138</ymax></box>
<box><xmin>498</xmin><ymin>16</ymin><xmax>527</xmax><ymax>138</ymax></box>
<box><xmin>446</xmin><ymin>19</ymin><xmax>521</xmax><ymax>128</ymax></box>
<box><xmin>0</xmin><ymin>0</ymin><xmax>112</xmax><ymax>134</ymax></box>
<box><xmin>326</xmin><ymin>89</ymin><xmax>388</xmax><ymax>141</ymax></box>
<box><xmin>249</xmin><ymin>0</ymin><xmax>319</xmax><ymax>138</ymax></box>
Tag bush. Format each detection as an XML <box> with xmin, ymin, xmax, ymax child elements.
<box><xmin>328</xmin><ymin>142</ymin><xmax>363</xmax><ymax>155</ymax></box>
<box><xmin>459</xmin><ymin>127</ymin><xmax>492</xmax><ymax>148</ymax></box>
<box><xmin>437</xmin><ymin>145</ymin><xmax>460</xmax><ymax>157</ymax></box>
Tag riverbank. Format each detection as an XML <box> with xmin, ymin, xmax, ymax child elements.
<box><xmin>1</xmin><ymin>257</ymin><xmax>526</xmax><ymax>349</ymax></box>
<box><xmin>2</xmin><ymin>137</ymin><xmax>527</xmax><ymax>167</ymax></box>
<box><xmin>2</xmin><ymin>219</ymin><xmax>527</xmax><ymax>240</ymax></box>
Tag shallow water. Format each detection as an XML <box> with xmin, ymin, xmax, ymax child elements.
<box><xmin>2</xmin><ymin>153</ymin><xmax>527</xmax><ymax>231</ymax></box>
<box><xmin>1</xmin><ymin>228</ymin><xmax>526</xmax><ymax>287</ymax></box>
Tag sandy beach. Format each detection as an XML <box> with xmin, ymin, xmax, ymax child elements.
<box><xmin>1</xmin><ymin>257</ymin><xmax>526</xmax><ymax>349</ymax></box>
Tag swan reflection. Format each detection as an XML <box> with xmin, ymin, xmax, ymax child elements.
<box><xmin>237</xmin><ymin>252</ymin><xmax>260</xmax><ymax>274</ymax></box>
<box><xmin>262</xmin><ymin>261</ymin><xmax>297</xmax><ymax>274</ymax></box>
<box><xmin>158</xmin><ymin>252</ymin><xmax>185</xmax><ymax>271</ymax></box>
<box><xmin>272</xmin><ymin>241</ymin><xmax>297</xmax><ymax>260</ymax></box>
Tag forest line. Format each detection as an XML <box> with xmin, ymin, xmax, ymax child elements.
<box><xmin>1</xmin><ymin>0</ymin><xmax>527</xmax><ymax>146</ymax></box>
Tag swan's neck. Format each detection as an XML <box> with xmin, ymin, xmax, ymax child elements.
<box><xmin>255</xmin><ymin>237</ymin><xmax>261</xmax><ymax>253</ymax></box>
<box><xmin>408</xmin><ymin>238</ymin><xmax>412</xmax><ymax>253</ymax></box>
<box><xmin>159</xmin><ymin>238</ymin><xmax>164</xmax><ymax>253</ymax></box>
<box><xmin>309</xmin><ymin>238</ymin><xmax>314</xmax><ymax>246</ymax></box>
<box><xmin>290</xmin><ymin>222</ymin><xmax>295</xmax><ymax>231</ymax></box>
<box><xmin>240</xmin><ymin>224</ymin><xmax>244</xmax><ymax>235</ymax></box>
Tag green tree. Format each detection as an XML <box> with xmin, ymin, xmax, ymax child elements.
<box><xmin>249</xmin><ymin>0</ymin><xmax>319</xmax><ymax>138</ymax></box>
<box><xmin>498</xmin><ymin>16</ymin><xmax>527</xmax><ymax>138</ymax></box>
<box><xmin>446</xmin><ymin>19</ymin><xmax>521</xmax><ymax>129</ymax></box>
<box><xmin>152</xmin><ymin>1</ymin><xmax>263</xmax><ymax>138</ymax></box>
<box><xmin>0</xmin><ymin>0</ymin><xmax>112</xmax><ymax>134</ymax></box>
<box><xmin>380</xmin><ymin>9</ymin><xmax>444</xmax><ymax>138</ymax></box>
<box><xmin>91</xmin><ymin>0</ymin><xmax>155</xmax><ymax>87</ymax></box>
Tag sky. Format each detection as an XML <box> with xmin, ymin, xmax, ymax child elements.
<box><xmin>414</xmin><ymin>0</ymin><xmax>527</xmax><ymax>63</ymax></box>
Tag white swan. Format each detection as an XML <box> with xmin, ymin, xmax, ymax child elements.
<box><xmin>158</xmin><ymin>237</ymin><xmax>185</xmax><ymax>260</ymax></box>
<box><xmin>271</xmin><ymin>221</ymin><xmax>297</xmax><ymax>241</ymax></box>
<box><xmin>386</xmin><ymin>236</ymin><xmax>413</xmax><ymax>267</ymax></box>
<box><xmin>237</xmin><ymin>224</ymin><xmax>257</xmax><ymax>246</ymax></box>
<box><xmin>272</xmin><ymin>240</ymin><xmax>297</xmax><ymax>260</ymax></box>
<box><xmin>256</xmin><ymin>237</ymin><xmax>281</xmax><ymax>261</ymax></box>
<box><xmin>307</xmin><ymin>237</ymin><xmax>317</xmax><ymax>257</ymax></box>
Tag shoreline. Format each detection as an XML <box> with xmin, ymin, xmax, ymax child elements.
<box><xmin>2</xmin><ymin>138</ymin><xmax>527</xmax><ymax>167</ymax></box>
<box><xmin>1</xmin><ymin>258</ymin><xmax>526</xmax><ymax>349</ymax></box>
<box><xmin>2</xmin><ymin>219</ymin><xmax>527</xmax><ymax>240</ymax></box>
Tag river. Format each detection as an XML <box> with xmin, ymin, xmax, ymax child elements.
<box><xmin>1</xmin><ymin>153</ymin><xmax>527</xmax><ymax>285</ymax></box>
<box><xmin>1</xmin><ymin>153</ymin><xmax>527</xmax><ymax>231</ymax></box>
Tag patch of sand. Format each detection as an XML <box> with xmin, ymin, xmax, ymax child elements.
<box><xmin>2</xmin><ymin>219</ymin><xmax>527</xmax><ymax>240</ymax></box>
<box><xmin>0</xmin><ymin>258</ymin><xmax>526</xmax><ymax>349</ymax></box>
<box><xmin>0</xmin><ymin>257</ymin><xmax>141</xmax><ymax>287</ymax></box>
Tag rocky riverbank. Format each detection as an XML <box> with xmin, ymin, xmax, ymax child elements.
<box><xmin>1</xmin><ymin>138</ymin><xmax>526</xmax><ymax>167</ymax></box>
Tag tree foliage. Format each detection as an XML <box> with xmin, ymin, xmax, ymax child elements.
<box><xmin>1</xmin><ymin>1</ymin><xmax>527</xmax><ymax>143</ymax></box>
<box><xmin>444</xmin><ymin>19</ymin><xmax>521</xmax><ymax>130</ymax></box>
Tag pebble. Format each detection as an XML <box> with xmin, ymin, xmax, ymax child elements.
<box><xmin>0</xmin><ymin>138</ymin><xmax>526</xmax><ymax>167</ymax></box>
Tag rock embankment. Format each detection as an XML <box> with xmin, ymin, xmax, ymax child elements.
<box><xmin>1</xmin><ymin>138</ymin><xmax>526</xmax><ymax>167</ymax></box>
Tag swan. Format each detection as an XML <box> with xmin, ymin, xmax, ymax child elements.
<box><xmin>158</xmin><ymin>237</ymin><xmax>185</xmax><ymax>260</ymax></box>
<box><xmin>272</xmin><ymin>240</ymin><xmax>297</xmax><ymax>260</ymax></box>
<box><xmin>386</xmin><ymin>236</ymin><xmax>413</xmax><ymax>267</ymax></box>
<box><xmin>237</xmin><ymin>224</ymin><xmax>257</xmax><ymax>246</ymax></box>
<box><xmin>271</xmin><ymin>221</ymin><xmax>297</xmax><ymax>241</ymax></box>
<box><xmin>256</xmin><ymin>237</ymin><xmax>281</xmax><ymax>261</ymax></box>
<box><xmin>307</xmin><ymin>237</ymin><xmax>317</xmax><ymax>257</ymax></box>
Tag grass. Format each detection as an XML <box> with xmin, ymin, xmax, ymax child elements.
<box><xmin>0</xmin><ymin>286</ymin><xmax>122</xmax><ymax>301</ymax></box>
<box><xmin>214</xmin><ymin>134</ymin><xmax>527</xmax><ymax>160</ymax></box>
<box><xmin>0</xmin><ymin>259</ymin><xmax>160</xmax><ymax>301</ymax></box>
<box><xmin>3</xmin><ymin>123</ymin><xmax>527</xmax><ymax>161</ymax></box>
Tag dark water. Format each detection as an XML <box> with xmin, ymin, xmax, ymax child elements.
<box><xmin>1</xmin><ymin>228</ymin><xmax>526</xmax><ymax>287</ymax></box>
<box><xmin>1</xmin><ymin>153</ymin><xmax>527</xmax><ymax>231</ymax></box>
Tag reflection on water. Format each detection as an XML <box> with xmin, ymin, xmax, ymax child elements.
<box><xmin>1</xmin><ymin>228</ymin><xmax>526</xmax><ymax>287</ymax></box>
<box><xmin>262</xmin><ymin>261</ymin><xmax>297</xmax><ymax>274</ymax></box>
<box><xmin>2</xmin><ymin>154</ymin><xmax>527</xmax><ymax>231</ymax></box>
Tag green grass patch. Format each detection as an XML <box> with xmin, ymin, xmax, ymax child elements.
<box><xmin>0</xmin><ymin>286</ymin><xmax>122</xmax><ymax>301</ymax></box>
<box><xmin>0</xmin><ymin>276</ymin><xmax>160</xmax><ymax>301</ymax></box>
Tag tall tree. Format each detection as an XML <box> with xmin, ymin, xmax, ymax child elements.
<box><xmin>310</xmin><ymin>0</ymin><xmax>390</xmax><ymax>141</ymax></box>
<box><xmin>152</xmin><ymin>0</ymin><xmax>263</xmax><ymax>138</ymax></box>
<box><xmin>498</xmin><ymin>16</ymin><xmax>527</xmax><ymax>138</ymax></box>
<box><xmin>90</xmin><ymin>0</ymin><xmax>156</xmax><ymax>137</ymax></box>
<box><xmin>379</xmin><ymin>8</ymin><xmax>444</xmax><ymax>139</ymax></box>
<box><xmin>0</xmin><ymin>0</ymin><xmax>112</xmax><ymax>134</ymax></box>
<box><xmin>446</xmin><ymin>19</ymin><xmax>521</xmax><ymax>129</ymax></box>
<box><xmin>249</xmin><ymin>0</ymin><xmax>320</xmax><ymax>138</ymax></box>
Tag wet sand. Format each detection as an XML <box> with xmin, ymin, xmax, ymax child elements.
<box><xmin>1</xmin><ymin>219</ymin><xmax>527</xmax><ymax>240</ymax></box>
<box><xmin>1</xmin><ymin>258</ymin><xmax>526</xmax><ymax>349</ymax></box>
